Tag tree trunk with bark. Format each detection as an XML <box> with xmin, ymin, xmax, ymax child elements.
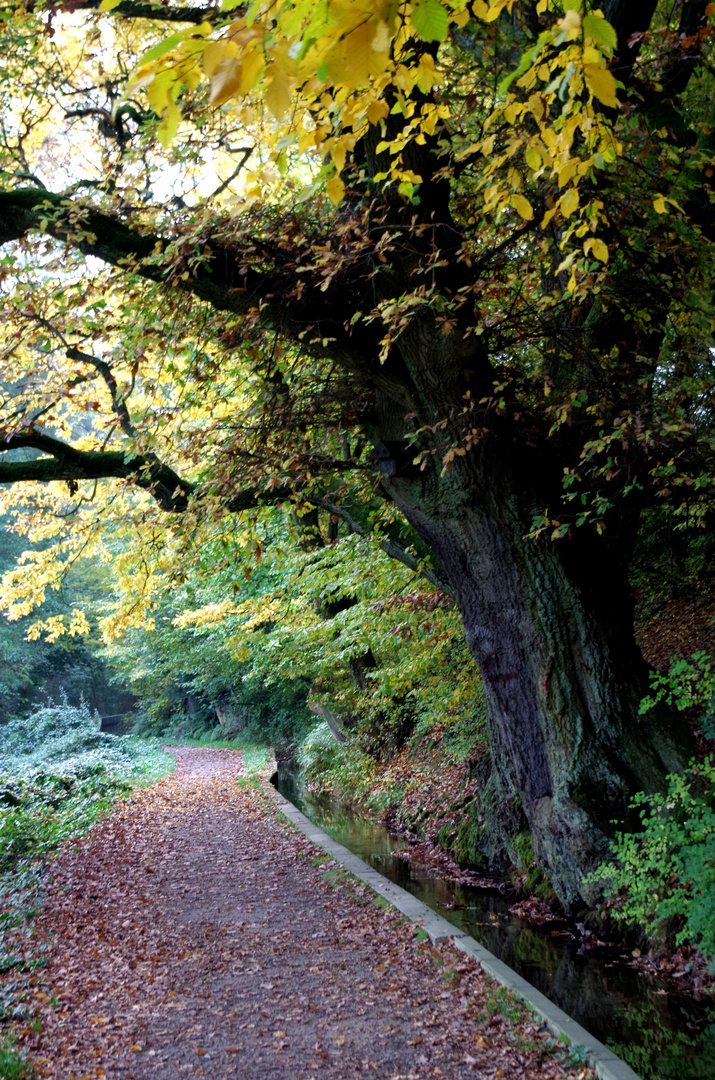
<box><xmin>373</xmin><ymin>320</ymin><xmax>692</xmax><ymax>907</ymax></box>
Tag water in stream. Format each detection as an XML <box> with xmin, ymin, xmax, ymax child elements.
<box><xmin>275</xmin><ymin>772</ymin><xmax>715</xmax><ymax>1080</ymax></box>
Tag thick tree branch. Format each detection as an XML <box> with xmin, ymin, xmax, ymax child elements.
<box><xmin>0</xmin><ymin>432</ymin><xmax>449</xmax><ymax>594</ymax></box>
<box><xmin>0</xmin><ymin>187</ymin><xmax>418</xmax><ymax>413</ymax></box>
<box><xmin>0</xmin><ymin>187</ymin><xmax>328</xmax><ymax>327</ymax></box>
<box><xmin>662</xmin><ymin>1</ymin><xmax>710</xmax><ymax>96</ymax></box>
<box><xmin>0</xmin><ymin>431</ymin><xmax>195</xmax><ymax>511</ymax></box>
<box><xmin>602</xmin><ymin>0</ymin><xmax>660</xmax><ymax>83</ymax></box>
<box><xmin>50</xmin><ymin>1</ymin><xmax>221</xmax><ymax>24</ymax></box>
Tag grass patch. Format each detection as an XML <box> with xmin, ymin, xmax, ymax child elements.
<box><xmin>0</xmin><ymin>1033</ymin><xmax>34</xmax><ymax>1079</ymax></box>
<box><xmin>241</xmin><ymin>744</ymin><xmax>274</xmax><ymax>774</ymax></box>
<box><xmin>476</xmin><ymin>984</ymin><xmax>524</xmax><ymax>1025</ymax></box>
<box><xmin>371</xmin><ymin>893</ymin><xmax>391</xmax><ymax>910</ymax></box>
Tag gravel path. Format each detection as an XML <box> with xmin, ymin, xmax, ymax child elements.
<box><xmin>23</xmin><ymin>747</ymin><xmax>591</xmax><ymax>1080</ymax></box>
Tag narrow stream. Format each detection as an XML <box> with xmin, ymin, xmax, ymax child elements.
<box><xmin>275</xmin><ymin>771</ymin><xmax>715</xmax><ymax>1080</ymax></box>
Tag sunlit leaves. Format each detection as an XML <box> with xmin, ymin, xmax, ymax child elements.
<box><xmin>583</xmin><ymin>64</ymin><xmax>618</xmax><ymax>108</ymax></box>
<box><xmin>582</xmin><ymin>11</ymin><xmax>617</xmax><ymax>57</ymax></box>
<box><xmin>411</xmin><ymin>0</ymin><xmax>451</xmax><ymax>43</ymax></box>
<box><xmin>124</xmin><ymin>0</ymin><xmax>513</xmax><ymax>202</ymax></box>
<box><xmin>510</xmin><ymin>194</ymin><xmax>533</xmax><ymax>220</ymax></box>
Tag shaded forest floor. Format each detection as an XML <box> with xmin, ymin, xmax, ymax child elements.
<box><xmin>5</xmin><ymin>748</ymin><xmax>595</xmax><ymax>1080</ymax></box>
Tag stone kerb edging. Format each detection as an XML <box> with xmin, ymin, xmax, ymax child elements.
<box><xmin>265</xmin><ymin>783</ymin><xmax>640</xmax><ymax>1080</ymax></box>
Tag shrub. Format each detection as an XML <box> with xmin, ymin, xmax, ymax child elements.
<box><xmin>639</xmin><ymin>651</ymin><xmax>715</xmax><ymax>737</ymax></box>
<box><xmin>592</xmin><ymin>758</ymin><xmax>715</xmax><ymax>963</ymax></box>
<box><xmin>1</xmin><ymin>696</ymin><xmax>102</xmax><ymax>764</ymax></box>
<box><xmin>592</xmin><ymin>655</ymin><xmax>715</xmax><ymax>962</ymax></box>
<box><xmin>0</xmin><ymin>696</ymin><xmax>172</xmax><ymax>873</ymax></box>
<box><xmin>296</xmin><ymin>722</ymin><xmax>341</xmax><ymax>782</ymax></box>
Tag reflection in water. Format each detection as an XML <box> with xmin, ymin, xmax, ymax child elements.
<box><xmin>276</xmin><ymin>772</ymin><xmax>715</xmax><ymax>1080</ymax></box>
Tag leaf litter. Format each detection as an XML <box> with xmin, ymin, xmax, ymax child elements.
<box><xmin>5</xmin><ymin>747</ymin><xmax>595</xmax><ymax>1079</ymax></box>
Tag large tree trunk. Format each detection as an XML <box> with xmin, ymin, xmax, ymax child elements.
<box><xmin>381</xmin><ymin>423</ymin><xmax>691</xmax><ymax>909</ymax></box>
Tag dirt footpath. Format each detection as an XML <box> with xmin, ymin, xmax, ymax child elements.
<box><xmin>22</xmin><ymin>748</ymin><xmax>592</xmax><ymax>1080</ymax></box>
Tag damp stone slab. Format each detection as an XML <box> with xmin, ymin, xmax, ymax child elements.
<box><xmin>266</xmin><ymin>783</ymin><xmax>641</xmax><ymax>1080</ymax></box>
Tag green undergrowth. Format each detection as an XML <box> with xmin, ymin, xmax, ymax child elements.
<box><xmin>294</xmin><ymin>713</ymin><xmax>493</xmax><ymax>880</ymax></box>
<box><xmin>591</xmin><ymin>757</ymin><xmax>715</xmax><ymax>966</ymax></box>
<box><xmin>1</xmin><ymin>699</ymin><xmax>173</xmax><ymax>875</ymax></box>
<box><xmin>0</xmin><ymin>1031</ymin><xmax>35</xmax><ymax>1079</ymax></box>
<box><xmin>296</xmin><ymin>710</ymin><xmax>486</xmax><ymax>816</ymax></box>
<box><xmin>586</xmin><ymin>654</ymin><xmax>715</xmax><ymax>967</ymax></box>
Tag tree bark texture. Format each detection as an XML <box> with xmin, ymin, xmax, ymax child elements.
<box><xmin>374</xmin><ymin>319</ymin><xmax>690</xmax><ymax>907</ymax></box>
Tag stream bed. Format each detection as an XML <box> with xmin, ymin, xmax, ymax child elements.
<box><xmin>275</xmin><ymin>771</ymin><xmax>715</xmax><ymax>1080</ymax></box>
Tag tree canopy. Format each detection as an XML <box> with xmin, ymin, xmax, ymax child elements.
<box><xmin>0</xmin><ymin>0</ymin><xmax>713</xmax><ymax>906</ymax></box>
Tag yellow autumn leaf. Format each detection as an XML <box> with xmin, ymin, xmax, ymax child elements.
<box><xmin>226</xmin><ymin>20</ymin><xmax>264</xmax><ymax>48</ymax></box>
<box><xmin>126</xmin><ymin>66</ymin><xmax>155</xmax><ymax>94</ymax></box>
<box><xmin>367</xmin><ymin>99</ymin><xmax>389</xmax><ymax>125</ymax></box>
<box><xmin>202</xmin><ymin>40</ymin><xmax>239</xmax><ymax>78</ymax></box>
<box><xmin>653</xmin><ymin>194</ymin><xmax>668</xmax><ymax>214</ymax></box>
<box><xmin>472</xmin><ymin>0</ymin><xmax>509</xmax><ymax>23</ymax></box>
<box><xmin>581</xmin><ymin>46</ymin><xmax>601</xmax><ymax>66</ymax></box>
<box><xmin>264</xmin><ymin>69</ymin><xmax>292</xmax><ymax>118</ymax></box>
<box><xmin>372</xmin><ymin>19</ymin><xmax>390</xmax><ymax>53</ymax></box>
<box><xmin>98</xmin><ymin>0</ymin><xmax>122</xmax><ymax>9</ymax></box>
<box><xmin>181</xmin><ymin>62</ymin><xmax>203</xmax><ymax>94</ymax></box>
<box><xmin>584</xmin><ymin>237</ymin><xmax>609</xmax><ymax>263</ymax></box>
<box><xmin>157</xmin><ymin>102</ymin><xmax>181</xmax><ymax>148</ymax></box>
<box><xmin>560</xmin><ymin>187</ymin><xmax>579</xmax><ymax>217</ymax></box>
<box><xmin>146</xmin><ymin>69</ymin><xmax>177</xmax><ymax>114</ymax></box>
<box><xmin>415</xmin><ymin>53</ymin><xmax>439</xmax><ymax>93</ymax></box>
<box><xmin>326</xmin><ymin>175</ymin><xmax>346</xmax><ymax>206</ymax></box>
<box><xmin>558</xmin><ymin>8</ymin><xmax>582</xmax><ymax>40</ymax></box>
<box><xmin>209</xmin><ymin>56</ymin><xmax>244</xmax><ymax>107</ymax></box>
<box><xmin>583</xmin><ymin>64</ymin><xmax>619</xmax><ymax>108</ymax></box>
<box><xmin>338</xmin><ymin>21</ymin><xmax>390</xmax><ymax>88</ymax></box>
<box><xmin>504</xmin><ymin>102</ymin><xmax>523</xmax><ymax>124</ymax></box>
<box><xmin>525</xmin><ymin>146</ymin><xmax>541</xmax><ymax>171</ymax></box>
<box><xmin>511</xmin><ymin>195</ymin><xmax>534</xmax><ymax>220</ymax></box>
<box><xmin>238</xmin><ymin>44</ymin><xmax>264</xmax><ymax>94</ymax></box>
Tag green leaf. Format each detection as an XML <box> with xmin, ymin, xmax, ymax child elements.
<box><xmin>498</xmin><ymin>30</ymin><xmax>552</xmax><ymax>94</ymax></box>
<box><xmin>137</xmin><ymin>32</ymin><xmax>185</xmax><ymax>68</ymax></box>
<box><xmin>582</xmin><ymin>13</ymin><xmax>618</xmax><ymax>57</ymax></box>
<box><xmin>411</xmin><ymin>0</ymin><xmax>450</xmax><ymax>43</ymax></box>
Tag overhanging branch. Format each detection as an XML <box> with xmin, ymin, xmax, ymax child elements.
<box><xmin>50</xmin><ymin>1</ymin><xmax>222</xmax><ymax>23</ymax></box>
<box><xmin>0</xmin><ymin>431</ymin><xmax>194</xmax><ymax>511</ymax></box>
<box><xmin>0</xmin><ymin>433</ymin><xmax>449</xmax><ymax>595</ymax></box>
<box><xmin>0</xmin><ymin>187</ymin><xmax>416</xmax><ymax>408</ymax></box>
<box><xmin>0</xmin><ymin>188</ymin><xmax>264</xmax><ymax>318</ymax></box>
